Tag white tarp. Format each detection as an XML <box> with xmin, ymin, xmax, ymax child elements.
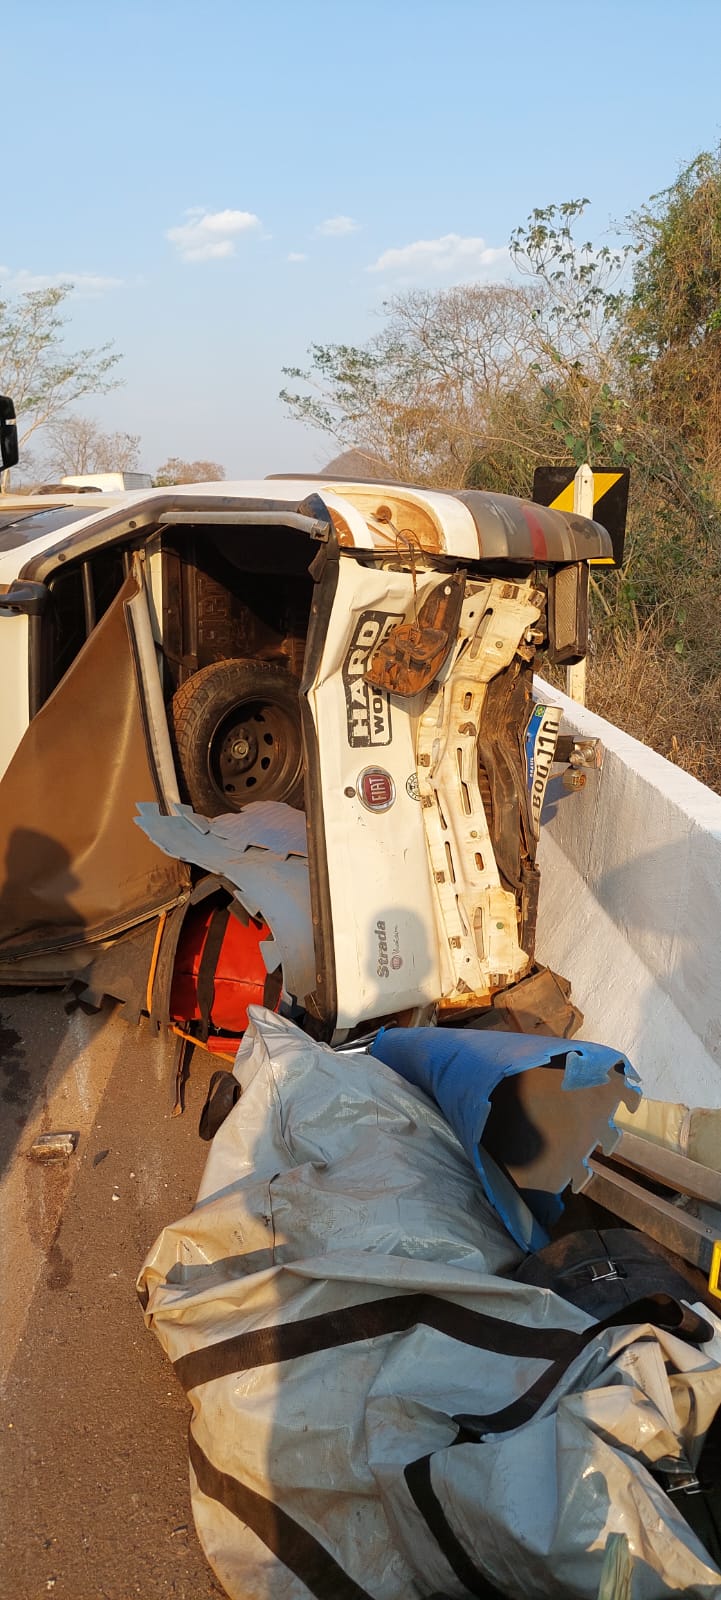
<box><xmin>139</xmin><ymin>1009</ymin><xmax>721</xmax><ymax>1599</ymax></box>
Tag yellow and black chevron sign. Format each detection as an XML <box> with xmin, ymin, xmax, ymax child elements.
<box><xmin>532</xmin><ymin>467</ymin><xmax>630</xmax><ymax>567</ymax></box>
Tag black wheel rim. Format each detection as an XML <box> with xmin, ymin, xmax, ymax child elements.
<box><xmin>207</xmin><ymin>697</ymin><xmax>302</xmax><ymax>808</ymax></box>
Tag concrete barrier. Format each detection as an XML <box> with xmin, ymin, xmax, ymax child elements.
<box><xmin>534</xmin><ymin>678</ymin><xmax>721</xmax><ymax>1107</ymax></box>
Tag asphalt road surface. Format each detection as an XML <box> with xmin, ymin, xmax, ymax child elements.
<box><xmin>0</xmin><ymin>988</ymin><xmax>228</xmax><ymax>1600</ymax></box>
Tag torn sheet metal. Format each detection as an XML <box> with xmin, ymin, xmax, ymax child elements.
<box><xmin>189</xmin><ymin>802</ymin><xmax>308</xmax><ymax>861</ymax></box>
<box><xmin>0</xmin><ymin>573</ymin><xmax>187</xmax><ymax>967</ymax></box>
<box><xmin>134</xmin><ymin>801</ymin><xmax>314</xmax><ymax>1004</ymax></box>
<box><xmin>370</xmin><ymin>1028</ymin><xmax>641</xmax><ymax>1251</ymax></box>
<box><xmin>140</xmin><ymin>1009</ymin><xmax>721</xmax><ymax>1600</ymax></box>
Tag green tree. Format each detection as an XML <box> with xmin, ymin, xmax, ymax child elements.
<box><xmin>281</xmin><ymin>283</ymin><xmax>540</xmax><ymax>486</ymax></box>
<box><xmin>0</xmin><ymin>283</ymin><xmax>121</xmax><ymax>489</ymax></box>
<box><xmin>626</xmin><ymin>148</ymin><xmax>721</xmax><ymax>491</ymax></box>
<box><xmin>279</xmin><ymin>176</ymin><xmax>721</xmax><ymax>789</ymax></box>
<box><xmin>508</xmin><ymin>198</ymin><xmax>632</xmax><ymax>469</ymax></box>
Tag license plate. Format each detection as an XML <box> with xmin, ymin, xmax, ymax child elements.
<box><xmin>525</xmin><ymin>703</ymin><xmax>561</xmax><ymax>837</ymax></box>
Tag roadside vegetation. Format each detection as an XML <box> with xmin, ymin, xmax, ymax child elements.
<box><xmin>0</xmin><ymin>287</ymin><xmax>226</xmax><ymax>489</ymax></box>
<box><xmin>1</xmin><ymin>151</ymin><xmax>719</xmax><ymax>788</ymax></box>
<box><xmin>282</xmin><ymin>148</ymin><xmax>721</xmax><ymax>793</ymax></box>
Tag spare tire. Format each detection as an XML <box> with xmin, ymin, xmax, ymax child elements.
<box><xmin>168</xmin><ymin>658</ymin><xmax>305</xmax><ymax>816</ymax></box>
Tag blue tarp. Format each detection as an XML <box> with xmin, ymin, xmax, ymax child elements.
<box><xmin>370</xmin><ymin>1027</ymin><xmax>641</xmax><ymax>1251</ymax></box>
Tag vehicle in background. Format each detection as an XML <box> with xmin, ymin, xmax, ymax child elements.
<box><xmin>60</xmin><ymin>472</ymin><xmax>154</xmax><ymax>492</ymax></box>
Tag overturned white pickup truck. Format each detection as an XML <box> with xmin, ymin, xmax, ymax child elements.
<box><xmin>0</xmin><ymin>473</ymin><xmax>612</xmax><ymax>1036</ymax></box>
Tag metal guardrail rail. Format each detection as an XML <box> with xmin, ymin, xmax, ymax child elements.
<box><xmin>587</xmin><ymin>1130</ymin><xmax>721</xmax><ymax>1295</ymax></box>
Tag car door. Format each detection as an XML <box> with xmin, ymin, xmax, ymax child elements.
<box><xmin>0</xmin><ymin>561</ymin><xmax>188</xmax><ymax>983</ymax></box>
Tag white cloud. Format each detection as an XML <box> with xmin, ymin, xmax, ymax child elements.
<box><xmin>167</xmin><ymin>207</ymin><xmax>261</xmax><ymax>262</ymax></box>
<box><xmin>368</xmin><ymin>233</ymin><xmax>509</xmax><ymax>282</ymax></box>
<box><xmin>0</xmin><ymin>267</ymin><xmax>123</xmax><ymax>297</ymax></box>
<box><xmin>317</xmin><ymin>215</ymin><xmax>361</xmax><ymax>237</ymax></box>
<box><xmin>288</xmin><ymin>251</ymin><xmax>308</xmax><ymax>262</ymax></box>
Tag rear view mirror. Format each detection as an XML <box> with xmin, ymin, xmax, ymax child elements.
<box><xmin>0</xmin><ymin>395</ymin><xmax>19</xmax><ymax>470</ymax></box>
<box><xmin>0</xmin><ymin>580</ymin><xmax>47</xmax><ymax>616</ymax></box>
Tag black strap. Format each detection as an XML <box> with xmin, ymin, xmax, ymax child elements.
<box><xmin>174</xmin><ymin>1291</ymin><xmax>585</xmax><ymax>1392</ymax></box>
<box><xmin>184</xmin><ymin>1293</ymin><xmax>705</xmax><ymax>1598</ymax></box>
<box><xmin>405</xmin><ymin>1451</ymin><xmax>508</xmax><ymax>1597</ymax></box>
<box><xmin>654</xmin><ymin>1402</ymin><xmax>721</xmax><ymax>1571</ymax></box>
<box><xmin>402</xmin><ymin>1294</ymin><xmax>707</xmax><ymax>1595</ymax></box>
<box><xmin>452</xmin><ymin>1294</ymin><xmax>711</xmax><ymax>1437</ymax></box>
<box><xmin>174</xmin><ymin>1288</ymin><xmax>703</xmax><ymax>1396</ymax></box>
<box><xmin>189</xmin><ymin>1428</ymin><xmax>372</xmax><ymax>1600</ymax></box>
<box><xmin>196</xmin><ymin>906</ymin><xmax>230</xmax><ymax>1041</ymax></box>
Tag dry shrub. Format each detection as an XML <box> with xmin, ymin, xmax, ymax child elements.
<box><xmin>587</xmin><ymin>626</ymin><xmax>721</xmax><ymax>793</ymax></box>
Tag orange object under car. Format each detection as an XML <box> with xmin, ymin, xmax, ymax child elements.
<box><xmin>170</xmin><ymin>901</ymin><xmax>279</xmax><ymax>1034</ymax></box>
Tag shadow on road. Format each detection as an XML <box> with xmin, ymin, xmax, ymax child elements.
<box><xmin>0</xmin><ymin>828</ymin><xmax>92</xmax><ymax>1178</ymax></box>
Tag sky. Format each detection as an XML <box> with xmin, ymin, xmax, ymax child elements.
<box><xmin>3</xmin><ymin>0</ymin><xmax>721</xmax><ymax>480</ymax></box>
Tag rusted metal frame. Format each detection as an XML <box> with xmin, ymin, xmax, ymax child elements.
<box><xmin>363</xmin><ymin>570</ymin><xmax>466</xmax><ymax>698</ymax></box>
<box><xmin>147</xmin><ymin>895</ymin><xmax>192</xmax><ymax>1032</ymax></box>
<box><xmin>477</xmin><ymin>658</ymin><xmax>535</xmax><ymax>895</ymax></box>
<box><xmin>612</xmin><ymin>1131</ymin><xmax>721</xmax><ymax>1209</ymax></box>
<box><xmin>586</xmin><ymin>1156</ymin><xmax>719</xmax><ymax>1274</ymax></box>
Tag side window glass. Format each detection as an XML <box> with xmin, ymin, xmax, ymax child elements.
<box><xmin>44</xmin><ymin>548</ymin><xmax>129</xmax><ymax>700</ymax></box>
<box><xmin>46</xmin><ymin>566</ymin><xmax>86</xmax><ymax>691</ymax></box>
<box><xmin>92</xmin><ymin>547</ymin><xmax>126</xmax><ymax>623</ymax></box>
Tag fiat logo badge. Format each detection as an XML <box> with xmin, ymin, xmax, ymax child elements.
<box><xmin>357</xmin><ymin>767</ymin><xmax>396</xmax><ymax>811</ymax></box>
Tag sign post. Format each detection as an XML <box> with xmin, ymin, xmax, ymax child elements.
<box><xmin>567</xmin><ymin>463</ymin><xmax>594</xmax><ymax>703</ymax></box>
<box><xmin>533</xmin><ymin>460</ymin><xmax>630</xmax><ymax>705</ymax></box>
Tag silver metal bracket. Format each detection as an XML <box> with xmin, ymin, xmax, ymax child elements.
<box><xmin>555</xmin><ymin>734</ymin><xmax>603</xmax><ymax>771</ymax></box>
